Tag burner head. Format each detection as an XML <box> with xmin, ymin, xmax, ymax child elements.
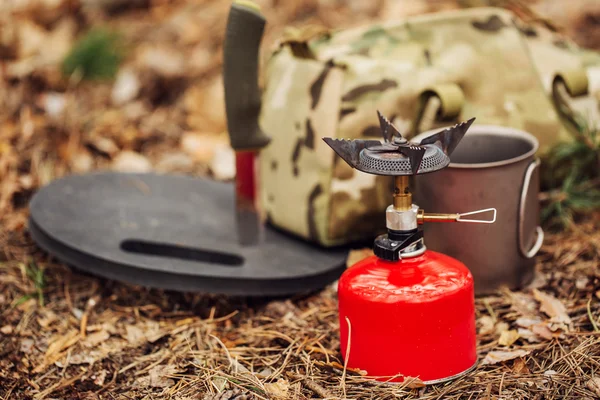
<box><xmin>323</xmin><ymin>112</ymin><xmax>475</xmax><ymax>176</ymax></box>
<box><xmin>359</xmin><ymin>145</ymin><xmax>448</xmax><ymax>175</ymax></box>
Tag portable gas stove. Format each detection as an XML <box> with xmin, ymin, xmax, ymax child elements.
<box><xmin>323</xmin><ymin>112</ymin><xmax>497</xmax><ymax>383</ymax></box>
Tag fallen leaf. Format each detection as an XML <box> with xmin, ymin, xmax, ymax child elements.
<box><xmin>181</xmin><ymin>132</ymin><xmax>228</xmax><ymax>164</ymax></box>
<box><xmin>100</xmin><ymin>321</ymin><xmax>119</xmax><ymax>335</ymax></box>
<box><xmin>6</xmin><ymin>59</ymin><xmax>35</xmax><ymax>79</ymax></box>
<box><xmin>499</xmin><ymin>330</ymin><xmax>519</xmax><ymax>346</ymax></box>
<box><xmin>111</xmin><ymin>67</ymin><xmax>140</xmax><ymax>105</ymax></box>
<box><xmin>576</xmin><ymin>276</ymin><xmax>590</xmax><ymax>290</ymax></box>
<box><xmin>517</xmin><ymin>328</ymin><xmax>541</xmax><ymax>343</ymax></box>
<box><xmin>72</xmin><ymin>308</ymin><xmax>84</xmax><ymax>320</ymax></box>
<box><xmin>531</xmin><ymin>323</ymin><xmax>554</xmax><ymax>340</ymax></box>
<box><xmin>0</xmin><ymin>141</ymin><xmax>12</xmax><ymax>155</ymax></box>
<box><xmin>112</xmin><ymin>151</ymin><xmax>152</xmax><ymax>173</ymax></box>
<box><xmin>256</xmin><ymin>367</ymin><xmax>275</xmax><ymax>378</ymax></box>
<box><xmin>264</xmin><ymin>300</ymin><xmax>298</xmax><ymax>319</ymax></box>
<box><xmin>508</xmin><ymin>291</ymin><xmax>538</xmax><ymax>316</ymax></box>
<box><xmin>18</xmin><ymin>174</ymin><xmax>34</xmax><ymax>190</ymax></box>
<box><xmin>71</xmin><ymin>150</ymin><xmax>94</xmax><ymax>173</ymax></box>
<box><xmin>533</xmin><ymin>289</ymin><xmax>572</xmax><ymax>324</ymax></box>
<box><xmin>210</xmin><ymin>144</ymin><xmax>235</xmax><ymax>181</ymax></box>
<box><xmin>547</xmin><ymin>321</ymin><xmax>568</xmax><ymax>334</ymax></box>
<box><xmin>586</xmin><ymin>377</ymin><xmax>600</xmax><ymax>397</ymax></box>
<box><xmin>265</xmin><ymin>378</ymin><xmax>290</xmax><ymax>399</ymax></box>
<box><xmin>156</xmin><ymin>152</ymin><xmax>193</xmax><ymax>173</ymax></box>
<box><xmin>512</xmin><ymin>358</ymin><xmax>530</xmax><ymax>374</ymax></box>
<box><xmin>125</xmin><ymin>321</ymin><xmax>164</xmax><ymax>345</ymax></box>
<box><xmin>20</xmin><ymin>338</ymin><xmax>35</xmax><ymax>353</ymax></box>
<box><xmin>35</xmin><ymin>329</ymin><xmax>81</xmax><ymax>373</ymax></box>
<box><xmin>525</xmin><ymin>271</ymin><xmax>548</xmax><ymax>289</ymax></box>
<box><xmin>230</xmin><ymin>358</ymin><xmax>250</xmax><ymax>374</ymax></box>
<box><xmin>403</xmin><ymin>376</ymin><xmax>426</xmax><ymax>388</ymax></box>
<box><xmin>93</xmin><ymin>370</ymin><xmax>107</xmax><ymax>387</ymax></box>
<box><xmin>212</xmin><ymin>376</ymin><xmax>227</xmax><ymax>391</ymax></box>
<box><xmin>18</xmin><ymin>20</ymin><xmax>46</xmax><ymax>58</ymax></box>
<box><xmin>39</xmin><ymin>92</ymin><xmax>66</xmax><ymax>119</ymax></box>
<box><xmin>515</xmin><ymin>317</ymin><xmax>542</xmax><ymax>328</ymax></box>
<box><xmin>481</xmin><ymin>350</ymin><xmax>530</xmax><ymax>365</ymax></box>
<box><xmin>41</xmin><ymin>17</ymin><xmax>76</xmax><ymax>65</ymax></box>
<box><xmin>87</xmin><ymin>137</ymin><xmax>119</xmax><ymax>157</ymax></box>
<box><xmin>346</xmin><ymin>248</ymin><xmax>373</xmax><ymax>268</ymax></box>
<box><xmin>186</xmin><ymin>77</ymin><xmax>225</xmax><ymax>131</ymax></box>
<box><xmin>205</xmin><ymin>389</ymin><xmax>253</xmax><ymax>400</ymax></box>
<box><xmin>477</xmin><ymin>316</ymin><xmax>495</xmax><ymax>335</ymax></box>
<box><xmin>189</xmin><ymin>45</ymin><xmax>214</xmax><ymax>74</ymax></box>
<box><xmin>37</xmin><ymin>310</ymin><xmax>58</xmax><ymax>328</ymax></box>
<box><xmin>20</xmin><ymin>105</ymin><xmax>35</xmax><ymax>141</ymax></box>
<box><xmin>45</xmin><ymin>329</ymin><xmax>80</xmax><ymax>358</ymax></box>
<box><xmin>60</xmin><ymin>352</ymin><xmax>98</xmax><ymax>366</ymax></box>
<box><xmin>82</xmin><ymin>330</ymin><xmax>110</xmax><ymax>347</ymax></box>
<box><xmin>135</xmin><ymin>364</ymin><xmax>181</xmax><ymax>388</ymax></box>
<box><xmin>123</xmin><ymin>101</ymin><xmax>148</xmax><ymax>121</ymax></box>
<box><xmin>1</xmin><ymin>325</ymin><xmax>13</xmax><ymax>335</ymax></box>
<box><xmin>495</xmin><ymin>322</ymin><xmax>509</xmax><ymax>336</ymax></box>
<box><xmin>138</xmin><ymin>44</ymin><xmax>186</xmax><ymax>78</ymax></box>
<box><xmin>80</xmin><ymin>392</ymin><xmax>100</xmax><ymax>400</ymax></box>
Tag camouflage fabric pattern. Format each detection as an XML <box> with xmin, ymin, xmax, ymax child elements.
<box><xmin>514</xmin><ymin>18</ymin><xmax>600</xmax><ymax>131</ymax></box>
<box><xmin>258</xmin><ymin>7</ymin><xmax>600</xmax><ymax>247</ymax></box>
<box><xmin>258</xmin><ymin>47</ymin><xmax>344</xmax><ymax>243</ymax></box>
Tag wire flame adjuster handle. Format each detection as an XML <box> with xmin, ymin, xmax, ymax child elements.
<box><xmin>417</xmin><ymin>208</ymin><xmax>497</xmax><ymax>224</ymax></box>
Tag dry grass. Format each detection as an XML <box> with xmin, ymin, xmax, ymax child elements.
<box><xmin>1</xmin><ymin>209</ymin><xmax>600</xmax><ymax>399</ymax></box>
<box><xmin>1</xmin><ymin>0</ymin><xmax>600</xmax><ymax>398</ymax></box>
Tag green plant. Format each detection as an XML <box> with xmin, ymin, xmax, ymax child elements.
<box><xmin>62</xmin><ymin>28</ymin><xmax>125</xmax><ymax>81</ymax></box>
<box><xmin>13</xmin><ymin>261</ymin><xmax>46</xmax><ymax>307</ymax></box>
<box><xmin>540</xmin><ymin>112</ymin><xmax>600</xmax><ymax>229</ymax></box>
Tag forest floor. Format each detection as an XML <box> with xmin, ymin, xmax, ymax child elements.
<box><xmin>1</xmin><ymin>0</ymin><xmax>600</xmax><ymax>398</ymax></box>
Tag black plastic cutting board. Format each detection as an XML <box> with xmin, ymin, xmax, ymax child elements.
<box><xmin>28</xmin><ymin>172</ymin><xmax>348</xmax><ymax>296</ymax></box>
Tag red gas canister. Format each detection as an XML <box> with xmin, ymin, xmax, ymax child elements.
<box><xmin>338</xmin><ymin>252</ymin><xmax>476</xmax><ymax>383</ymax></box>
<box><xmin>323</xmin><ymin>111</ymin><xmax>495</xmax><ymax>384</ymax></box>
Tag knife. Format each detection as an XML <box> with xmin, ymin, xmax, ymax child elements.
<box><xmin>223</xmin><ymin>0</ymin><xmax>271</xmax><ymax>246</ymax></box>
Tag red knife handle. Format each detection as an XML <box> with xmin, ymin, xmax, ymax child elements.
<box><xmin>235</xmin><ymin>151</ymin><xmax>257</xmax><ymax>204</ymax></box>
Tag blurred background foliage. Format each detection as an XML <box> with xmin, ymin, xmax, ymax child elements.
<box><xmin>0</xmin><ymin>0</ymin><xmax>599</xmax><ymax>233</ymax></box>
<box><xmin>541</xmin><ymin>111</ymin><xmax>600</xmax><ymax>230</ymax></box>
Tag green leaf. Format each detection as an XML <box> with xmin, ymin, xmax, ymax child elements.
<box><xmin>541</xmin><ymin>107</ymin><xmax>600</xmax><ymax>231</ymax></box>
<box><xmin>551</xmin><ymin>141</ymin><xmax>587</xmax><ymax>162</ymax></box>
<box><xmin>12</xmin><ymin>294</ymin><xmax>33</xmax><ymax>308</ymax></box>
<box><xmin>541</xmin><ymin>201</ymin><xmax>559</xmax><ymax>222</ymax></box>
<box><xmin>62</xmin><ymin>28</ymin><xmax>125</xmax><ymax>81</ymax></box>
<box><xmin>24</xmin><ymin>261</ymin><xmax>45</xmax><ymax>306</ymax></box>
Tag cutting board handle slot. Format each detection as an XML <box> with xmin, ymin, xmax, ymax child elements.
<box><xmin>120</xmin><ymin>239</ymin><xmax>244</xmax><ymax>266</ymax></box>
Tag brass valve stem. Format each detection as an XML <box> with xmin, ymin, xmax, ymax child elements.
<box><xmin>393</xmin><ymin>176</ymin><xmax>412</xmax><ymax>211</ymax></box>
<box><xmin>417</xmin><ymin>209</ymin><xmax>460</xmax><ymax>224</ymax></box>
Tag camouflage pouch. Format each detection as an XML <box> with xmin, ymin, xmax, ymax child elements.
<box><xmin>254</xmin><ymin>7</ymin><xmax>599</xmax><ymax>247</ymax></box>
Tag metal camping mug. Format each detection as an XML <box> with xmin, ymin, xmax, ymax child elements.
<box><xmin>412</xmin><ymin>125</ymin><xmax>544</xmax><ymax>294</ymax></box>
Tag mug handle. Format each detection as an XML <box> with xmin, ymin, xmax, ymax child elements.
<box><xmin>518</xmin><ymin>158</ymin><xmax>544</xmax><ymax>259</ymax></box>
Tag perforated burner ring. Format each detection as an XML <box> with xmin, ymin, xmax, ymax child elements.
<box><xmin>360</xmin><ymin>146</ymin><xmax>450</xmax><ymax>175</ymax></box>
